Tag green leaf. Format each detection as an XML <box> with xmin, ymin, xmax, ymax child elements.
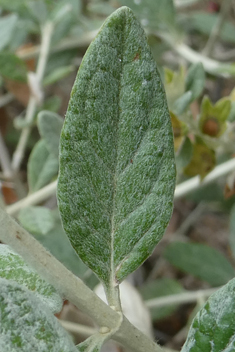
<box><xmin>0</xmin><ymin>14</ymin><xmax>18</xmax><ymax>50</ymax></box>
<box><xmin>117</xmin><ymin>0</ymin><xmax>175</xmax><ymax>30</ymax></box>
<box><xmin>182</xmin><ymin>278</ymin><xmax>235</xmax><ymax>352</ymax></box>
<box><xmin>58</xmin><ymin>7</ymin><xmax>175</xmax><ymax>291</ymax></box>
<box><xmin>184</xmin><ymin>140</ymin><xmax>215</xmax><ymax>179</ymax></box>
<box><xmin>0</xmin><ymin>52</ymin><xmax>27</xmax><ymax>82</ymax></box>
<box><xmin>173</xmin><ymin>91</ymin><xmax>193</xmax><ymax>115</ymax></box>
<box><xmin>28</xmin><ymin>139</ymin><xmax>59</xmax><ymax>192</ymax></box>
<box><xmin>18</xmin><ymin>206</ymin><xmax>55</xmax><ymax>236</ymax></box>
<box><xmin>139</xmin><ymin>278</ymin><xmax>184</xmax><ymax>321</ymax></box>
<box><xmin>37</xmin><ymin>110</ymin><xmax>64</xmax><ymax>158</ymax></box>
<box><xmin>0</xmin><ymin>278</ymin><xmax>77</xmax><ymax>352</ymax></box>
<box><xmin>0</xmin><ymin>245</ymin><xmax>62</xmax><ymax>313</ymax></box>
<box><xmin>43</xmin><ymin>65</ymin><xmax>74</xmax><ymax>86</ymax></box>
<box><xmin>185</xmin><ymin>63</ymin><xmax>205</xmax><ymax>101</ymax></box>
<box><xmin>27</xmin><ymin>0</ymin><xmax>48</xmax><ymax>24</ymax></box>
<box><xmin>164</xmin><ymin>242</ymin><xmax>235</xmax><ymax>286</ymax></box>
<box><xmin>188</xmin><ymin>12</ymin><xmax>235</xmax><ymax>44</ymax></box>
<box><xmin>229</xmin><ymin>204</ymin><xmax>235</xmax><ymax>259</ymax></box>
<box><xmin>176</xmin><ymin>136</ymin><xmax>193</xmax><ymax>171</ymax></box>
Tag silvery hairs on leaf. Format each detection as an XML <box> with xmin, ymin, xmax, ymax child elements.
<box><xmin>0</xmin><ymin>244</ymin><xmax>62</xmax><ymax>313</ymax></box>
<box><xmin>182</xmin><ymin>278</ymin><xmax>235</xmax><ymax>352</ymax></box>
<box><xmin>58</xmin><ymin>6</ymin><xmax>175</xmax><ymax>291</ymax></box>
<box><xmin>0</xmin><ymin>278</ymin><xmax>76</xmax><ymax>352</ymax></box>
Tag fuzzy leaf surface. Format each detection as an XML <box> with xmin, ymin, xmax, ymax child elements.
<box><xmin>38</xmin><ymin>110</ymin><xmax>64</xmax><ymax>158</ymax></box>
<box><xmin>28</xmin><ymin>139</ymin><xmax>59</xmax><ymax>192</ymax></box>
<box><xmin>182</xmin><ymin>278</ymin><xmax>235</xmax><ymax>352</ymax></box>
<box><xmin>58</xmin><ymin>7</ymin><xmax>175</xmax><ymax>287</ymax></box>
<box><xmin>0</xmin><ymin>278</ymin><xmax>76</xmax><ymax>352</ymax></box>
<box><xmin>0</xmin><ymin>245</ymin><xmax>62</xmax><ymax>313</ymax></box>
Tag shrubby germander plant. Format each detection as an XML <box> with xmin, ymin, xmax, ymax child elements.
<box><xmin>1</xmin><ymin>6</ymin><xmax>235</xmax><ymax>352</ymax></box>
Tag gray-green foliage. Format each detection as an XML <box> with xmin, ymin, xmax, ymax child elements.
<box><xmin>28</xmin><ymin>139</ymin><xmax>58</xmax><ymax>192</ymax></box>
<box><xmin>117</xmin><ymin>0</ymin><xmax>175</xmax><ymax>29</ymax></box>
<box><xmin>0</xmin><ymin>245</ymin><xmax>62</xmax><ymax>313</ymax></box>
<box><xmin>0</xmin><ymin>14</ymin><xmax>18</xmax><ymax>50</ymax></box>
<box><xmin>164</xmin><ymin>242</ymin><xmax>235</xmax><ymax>286</ymax></box>
<box><xmin>18</xmin><ymin>206</ymin><xmax>89</xmax><ymax>279</ymax></box>
<box><xmin>0</xmin><ymin>279</ymin><xmax>76</xmax><ymax>352</ymax></box>
<box><xmin>18</xmin><ymin>206</ymin><xmax>55</xmax><ymax>235</ymax></box>
<box><xmin>182</xmin><ymin>278</ymin><xmax>235</xmax><ymax>352</ymax></box>
<box><xmin>57</xmin><ymin>7</ymin><xmax>175</xmax><ymax>290</ymax></box>
<box><xmin>37</xmin><ymin>110</ymin><xmax>64</xmax><ymax>158</ymax></box>
<box><xmin>140</xmin><ymin>278</ymin><xmax>184</xmax><ymax>321</ymax></box>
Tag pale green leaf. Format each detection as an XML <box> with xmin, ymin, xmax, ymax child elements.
<box><xmin>229</xmin><ymin>204</ymin><xmax>235</xmax><ymax>259</ymax></box>
<box><xmin>164</xmin><ymin>242</ymin><xmax>235</xmax><ymax>286</ymax></box>
<box><xmin>188</xmin><ymin>12</ymin><xmax>235</xmax><ymax>44</ymax></box>
<box><xmin>18</xmin><ymin>206</ymin><xmax>55</xmax><ymax>236</ymax></box>
<box><xmin>27</xmin><ymin>0</ymin><xmax>48</xmax><ymax>24</ymax></box>
<box><xmin>117</xmin><ymin>0</ymin><xmax>175</xmax><ymax>29</ymax></box>
<box><xmin>43</xmin><ymin>65</ymin><xmax>74</xmax><ymax>86</ymax></box>
<box><xmin>28</xmin><ymin>139</ymin><xmax>59</xmax><ymax>192</ymax></box>
<box><xmin>37</xmin><ymin>110</ymin><xmax>64</xmax><ymax>158</ymax></box>
<box><xmin>173</xmin><ymin>91</ymin><xmax>193</xmax><ymax>115</ymax></box>
<box><xmin>58</xmin><ymin>7</ymin><xmax>175</xmax><ymax>289</ymax></box>
<box><xmin>0</xmin><ymin>52</ymin><xmax>27</xmax><ymax>82</ymax></box>
<box><xmin>0</xmin><ymin>278</ymin><xmax>76</xmax><ymax>352</ymax></box>
<box><xmin>182</xmin><ymin>278</ymin><xmax>235</xmax><ymax>352</ymax></box>
<box><xmin>0</xmin><ymin>245</ymin><xmax>62</xmax><ymax>313</ymax></box>
<box><xmin>139</xmin><ymin>278</ymin><xmax>184</xmax><ymax>321</ymax></box>
<box><xmin>185</xmin><ymin>63</ymin><xmax>205</xmax><ymax>101</ymax></box>
<box><xmin>176</xmin><ymin>136</ymin><xmax>193</xmax><ymax>171</ymax></box>
<box><xmin>0</xmin><ymin>14</ymin><xmax>18</xmax><ymax>50</ymax></box>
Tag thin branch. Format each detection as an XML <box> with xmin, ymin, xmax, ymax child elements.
<box><xmin>0</xmin><ymin>208</ymin><xmax>162</xmax><ymax>352</ymax></box>
<box><xmin>158</xmin><ymin>32</ymin><xmax>234</xmax><ymax>77</ymax></box>
<box><xmin>174</xmin><ymin>157</ymin><xmax>235</xmax><ymax>199</ymax></box>
<box><xmin>202</xmin><ymin>0</ymin><xmax>233</xmax><ymax>57</ymax></box>
<box><xmin>11</xmin><ymin>22</ymin><xmax>54</xmax><ymax>172</ymax></box>
<box><xmin>0</xmin><ymin>131</ymin><xmax>13</xmax><ymax>179</ymax></box>
<box><xmin>60</xmin><ymin>320</ymin><xmax>96</xmax><ymax>337</ymax></box>
<box><xmin>174</xmin><ymin>0</ymin><xmax>202</xmax><ymax>8</ymax></box>
<box><xmin>6</xmin><ymin>180</ymin><xmax>57</xmax><ymax>215</ymax></box>
<box><xmin>0</xmin><ymin>93</ymin><xmax>14</xmax><ymax>108</ymax></box>
<box><xmin>145</xmin><ymin>287</ymin><xmax>219</xmax><ymax>309</ymax></box>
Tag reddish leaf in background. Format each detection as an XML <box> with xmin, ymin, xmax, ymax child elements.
<box><xmin>1</xmin><ymin>181</ymin><xmax>18</xmax><ymax>205</ymax></box>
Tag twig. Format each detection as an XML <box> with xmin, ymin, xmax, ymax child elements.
<box><xmin>6</xmin><ymin>180</ymin><xmax>57</xmax><ymax>215</ymax></box>
<box><xmin>17</xmin><ymin>30</ymin><xmax>98</xmax><ymax>61</ymax></box>
<box><xmin>145</xmin><ymin>287</ymin><xmax>219</xmax><ymax>308</ymax></box>
<box><xmin>0</xmin><ymin>131</ymin><xmax>13</xmax><ymax>179</ymax></box>
<box><xmin>6</xmin><ymin>158</ymin><xmax>235</xmax><ymax>215</ymax></box>
<box><xmin>174</xmin><ymin>158</ymin><xmax>235</xmax><ymax>199</ymax></box>
<box><xmin>174</xmin><ymin>202</ymin><xmax>207</xmax><ymax>235</ymax></box>
<box><xmin>158</xmin><ymin>32</ymin><xmax>234</xmax><ymax>77</ymax></box>
<box><xmin>202</xmin><ymin>0</ymin><xmax>233</xmax><ymax>57</ymax></box>
<box><xmin>11</xmin><ymin>21</ymin><xmax>54</xmax><ymax>172</ymax></box>
<box><xmin>0</xmin><ymin>93</ymin><xmax>14</xmax><ymax>108</ymax></box>
<box><xmin>0</xmin><ymin>208</ymin><xmax>163</xmax><ymax>352</ymax></box>
<box><xmin>59</xmin><ymin>320</ymin><xmax>96</xmax><ymax>337</ymax></box>
<box><xmin>174</xmin><ymin>0</ymin><xmax>202</xmax><ymax>8</ymax></box>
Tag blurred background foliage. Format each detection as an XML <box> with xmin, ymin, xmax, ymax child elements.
<box><xmin>1</xmin><ymin>0</ymin><xmax>235</xmax><ymax>350</ymax></box>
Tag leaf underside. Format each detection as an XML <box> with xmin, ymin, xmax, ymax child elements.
<box><xmin>182</xmin><ymin>278</ymin><xmax>235</xmax><ymax>352</ymax></box>
<box><xmin>0</xmin><ymin>278</ymin><xmax>76</xmax><ymax>352</ymax></box>
<box><xmin>57</xmin><ymin>7</ymin><xmax>175</xmax><ymax>288</ymax></box>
